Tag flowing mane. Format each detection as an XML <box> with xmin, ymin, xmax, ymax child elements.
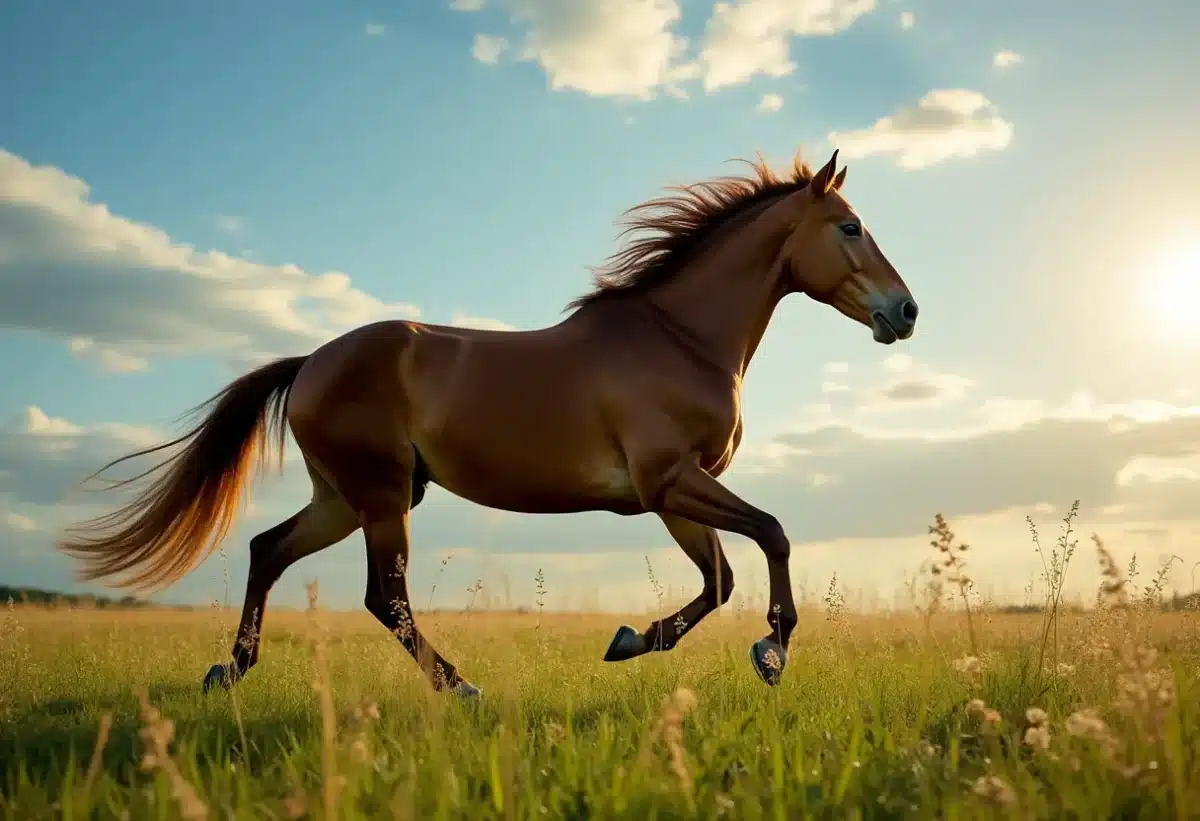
<box><xmin>566</xmin><ymin>154</ymin><xmax>816</xmax><ymax>311</ymax></box>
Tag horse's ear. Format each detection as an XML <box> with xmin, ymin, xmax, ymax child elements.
<box><xmin>810</xmin><ymin>150</ymin><xmax>839</xmax><ymax>198</ymax></box>
<box><xmin>832</xmin><ymin>166</ymin><xmax>848</xmax><ymax>191</ymax></box>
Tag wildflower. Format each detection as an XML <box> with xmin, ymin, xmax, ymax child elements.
<box><xmin>1024</xmin><ymin>725</ymin><xmax>1052</xmax><ymax>751</ymax></box>
<box><xmin>953</xmin><ymin>655</ymin><xmax>982</xmax><ymax>675</ymax></box>
<box><xmin>1114</xmin><ymin>646</ymin><xmax>1177</xmax><ymax>744</ymax></box>
<box><xmin>544</xmin><ymin>721</ymin><xmax>566</xmax><ymax>746</ymax></box>
<box><xmin>973</xmin><ymin>775</ymin><xmax>1017</xmax><ymax>807</ymax></box>
<box><xmin>1056</xmin><ymin>662</ymin><xmax>1076</xmax><ymax>677</ymax></box>
<box><xmin>649</xmin><ymin>687</ymin><xmax>699</xmax><ymax>792</ymax></box>
<box><xmin>1065</xmin><ymin>708</ymin><xmax>1108</xmax><ymax>739</ymax></box>
<box><xmin>968</xmin><ymin>699</ymin><xmax>1002</xmax><ymax>727</ymax></box>
<box><xmin>1025</xmin><ymin>707</ymin><xmax>1048</xmax><ymax>726</ymax></box>
<box><xmin>671</xmin><ymin>687</ymin><xmax>698</xmax><ymax>714</ymax></box>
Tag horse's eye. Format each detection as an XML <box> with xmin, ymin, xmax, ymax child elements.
<box><xmin>840</xmin><ymin>222</ymin><xmax>862</xmax><ymax>238</ymax></box>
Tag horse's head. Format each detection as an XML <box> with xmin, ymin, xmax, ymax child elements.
<box><xmin>776</xmin><ymin>150</ymin><xmax>917</xmax><ymax>344</ymax></box>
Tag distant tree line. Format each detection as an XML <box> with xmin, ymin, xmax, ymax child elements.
<box><xmin>994</xmin><ymin>591</ymin><xmax>1200</xmax><ymax>614</ymax></box>
<box><xmin>0</xmin><ymin>584</ymin><xmax>146</xmax><ymax>609</ymax></box>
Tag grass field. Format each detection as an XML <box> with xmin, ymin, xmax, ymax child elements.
<box><xmin>2</xmin><ymin>513</ymin><xmax>1199</xmax><ymax>820</ymax></box>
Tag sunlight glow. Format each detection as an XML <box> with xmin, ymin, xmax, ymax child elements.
<box><xmin>1148</xmin><ymin>239</ymin><xmax>1200</xmax><ymax>337</ymax></box>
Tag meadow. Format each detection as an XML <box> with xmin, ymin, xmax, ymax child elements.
<box><xmin>2</xmin><ymin>509</ymin><xmax>1198</xmax><ymax>820</ymax></box>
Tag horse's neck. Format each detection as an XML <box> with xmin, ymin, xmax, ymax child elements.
<box><xmin>647</xmin><ymin>218</ymin><xmax>789</xmax><ymax>376</ymax></box>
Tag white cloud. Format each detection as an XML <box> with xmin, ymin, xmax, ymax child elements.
<box><xmin>68</xmin><ymin>337</ymin><xmax>149</xmax><ymax>373</ymax></box>
<box><xmin>466</xmin><ymin>0</ymin><xmax>877</xmax><ymax>100</ymax></box>
<box><xmin>899</xmin><ymin>11</ymin><xmax>914</xmax><ymax>29</ymax></box>
<box><xmin>829</xmin><ymin>89</ymin><xmax>1014</xmax><ymax>169</ymax></box>
<box><xmin>757</xmin><ymin>92</ymin><xmax>783</xmax><ymax>112</ymax></box>
<box><xmin>1116</xmin><ymin>453</ymin><xmax>1200</xmax><ymax>486</ymax></box>
<box><xmin>22</xmin><ymin>406</ymin><xmax>83</xmax><ymax>437</ymax></box>
<box><xmin>750</xmin><ymin>394</ymin><xmax>1200</xmax><ymax>542</ymax></box>
<box><xmin>869</xmin><ymin>373</ymin><xmax>973</xmax><ymax>408</ymax></box>
<box><xmin>3</xmin><ymin>512</ymin><xmax>37</xmax><ymax>532</ymax></box>
<box><xmin>451</xmin><ymin>0</ymin><xmax>487</xmax><ymax>10</ymax></box>
<box><xmin>823</xmin><ymin>361</ymin><xmax>850</xmax><ymax>374</ymax></box>
<box><xmin>859</xmin><ymin>355</ymin><xmax>975</xmax><ymax>409</ymax></box>
<box><xmin>992</xmin><ymin>50</ymin><xmax>1024</xmax><ymax>70</ymax></box>
<box><xmin>0</xmin><ymin>407</ymin><xmax>164</xmax><ymax>510</ymax></box>
<box><xmin>881</xmin><ymin>353</ymin><xmax>912</xmax><ymax>373</ymax></box>
<box><xmin>821</xmin><ymin>381</ymin><xmax>849</xmax><ymax>394</ymax></box>
<box><xmin>364</xmin><ymin>23</ymin><xmax>387</xmax><ymax>36</ymax></box>
<box><xmin>503</xmin><ymin>0</ymin><xmax>696</xmax><ymax>99</ymax></box>
<box><xmin>697</xmin><ymin>0</ymin><xmax>877</xmax><ymax>91</ymax></box>
<box><xmin>0</xmin><ymin>150</ymin><xmax>423</xmax><ymax>370</ymax></box>
<box><xmin>472</xmin><ymin>33</ymin><xmax>510</xmax><ymax>65</ymax></box>
<box><xmin>450</xmin><ymin>312</ymin><xmax>517</xmax><ymax>331</ymax></box>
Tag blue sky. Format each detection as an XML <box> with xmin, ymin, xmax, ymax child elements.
<box><xmin>2</xmin><ymin>0</ymin><xmax>1199</xmax><ymax>614</ymax></box>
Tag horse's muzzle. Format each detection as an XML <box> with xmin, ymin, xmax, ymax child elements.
<box><xmin>870</xmin><ymin>295</ymin><xmax>918</xmax><ymax>344</ymax></box>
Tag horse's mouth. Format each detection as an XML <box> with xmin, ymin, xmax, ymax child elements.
<box><xmin>871</xmin><ymin>312</ymin><xmax>899</xmax><ymax>345</ymax></box>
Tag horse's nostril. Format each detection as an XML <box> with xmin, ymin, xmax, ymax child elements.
<box><xmin>899</xmin><ymin>300</ymin><xmax>919</xmax><ymax>324</ymax></box>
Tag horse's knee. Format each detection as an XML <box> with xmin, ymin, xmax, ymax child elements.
<box><xmin>247</xmin><ymin>521</ymin><xmax>297</xmax><ymax>587</ymax></box>
<box><xmin>706</xmin><ymin>563</ymin><xmax>735</xmax><ymax>606</ymax></box>
<box><xmin>757</xmin><ymin>514</ymin><xmax>790</xmax><ymax>560</ymax></box>
<box><xmin>249</xmin><ymin>519</ymin><xmax>293</xmax><ymax>559</ymax></box>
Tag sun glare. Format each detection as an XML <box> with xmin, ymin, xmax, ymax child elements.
<box><xmin>1148</xmin><ymin>240</ymin><xmax>1200</xmax><ymax>337</ymax></box>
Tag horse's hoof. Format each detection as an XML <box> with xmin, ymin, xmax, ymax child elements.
<box><xmin>202</xmin><ymin>663</ymin><xmax>236</xmax><ymax>693</ymax></box>
<box><xmin>749</xmin><ymin>638</ymin><xmax>787</xmax><ymax>686</ymax></box>
<box><xmin>451</xmin><ymin>679</ymin><xmax>482</xmax><ymax>699</ymax></box>
<box><xmin>603</xmin><ymin>624</ymin><xmax>648</xmax><ymax>662</ymax></box>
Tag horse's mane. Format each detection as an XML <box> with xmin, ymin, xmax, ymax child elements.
<box><xmin>566</xmin><ymin>154</ymin><xmax>815</xmax><ymax>311</ymax></box>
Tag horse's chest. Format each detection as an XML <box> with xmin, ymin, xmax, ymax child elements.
<box><xmin>699</xmin><ymin>412</ymin><xmax>743</xmax><ymax>476</ymax></box>
<box><xmin>672</xmin><ymin>383</ymin><xmax>742</xmax><ymax>468</ymax></box>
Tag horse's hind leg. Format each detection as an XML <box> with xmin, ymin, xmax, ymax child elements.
<box><xmin>604</xmin><ymin>513</ymin><xmax>734</xmax><ymax>662</ymax></box>
<box><xmin>203</xmin><ymin>466</ymin><xmax>357</xmax><ymax>692</ymax></box>
<box><xmin>318</xmin><ymin>436</ymin><xmax>479</xmax><ymax>697</ymax></box>
<box><xmin>361</xmin><ymin>512</ymin><xmax>478</xmax><ymax>696</ymax></box>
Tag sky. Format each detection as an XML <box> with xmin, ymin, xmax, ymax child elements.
<box><xmin>2</xmin><ymin>0</ymin><xmax>1200</xmax><ymax>616</ymax></box>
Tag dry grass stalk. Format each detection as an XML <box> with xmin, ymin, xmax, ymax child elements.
<box><xmin>133</xmin><ymin>688</ymin><xmax>208</xmax><ymax>820</ymax></box>
<box><xmin>929</xmin><ymin>513</ymin><xmax>977</xmax><ymax>653</ymax></box>
<box><xmin>306</xmin><ymin>579</ymin><xmax>339</xmax><ymax>820</ymax></box>
<box><xmin>347</xmin><ymin>699</ymin><xmax>381</xmax><ymax>764</ymax></box>
<box><xmin>81</xmin><ymin>711</ymin><xmax>113</xmax><ymax>803</ymax></box>
<box><xmin>639</xmin><ymin>687</ymin><xmax>699</xmax><ymax>798</ymax></box>
<box><xmin>1114</xmin><ymin>646</ymin><xmax>1176</xmax><ymax>749</ymax></box>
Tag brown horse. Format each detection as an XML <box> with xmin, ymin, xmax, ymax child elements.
<box><xmin>59</xmin><ymin>149</ymin><xmax>918</xmax><ymax>696</ymax></box>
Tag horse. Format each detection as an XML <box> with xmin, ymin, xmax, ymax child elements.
<box><xmin>59</xmin><ymin>149</ymin><xmax>919</xmax><ymax>696</ymax></box>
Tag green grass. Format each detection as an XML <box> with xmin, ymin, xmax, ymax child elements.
<box><xmin>2</xmin><ymin>509</ymin><xmax>1199</xmax><ymax>820</ymax></box>
<box><xmin>2</xmin><ymin>592</ymin><xmax>1199</xmax><ymax>820</ymax></box>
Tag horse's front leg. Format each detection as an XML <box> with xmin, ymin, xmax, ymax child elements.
<box><xmin>628</xmin><ymin>453</ymin><xmax>796</xmax><ymax>686</ymax></box>
<box><xmin>604</xmin><ymin>513</ymin><xmax>734</xmax><ymax>662</ymax></box>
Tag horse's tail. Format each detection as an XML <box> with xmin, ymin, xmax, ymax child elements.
<box><xmin>58</xmin><ymin>355</ymin><xmax>310</xmax><ymax>591</ymax></box>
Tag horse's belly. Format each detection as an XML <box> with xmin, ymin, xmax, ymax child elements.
<box><xmin>429</xmin><ymin>456</ymin><xmax>643</xmax><ymax>515</ymax></box>
<box><xmin>410</xmin><ymin>421</ymin><xmax>642</xmax><ymax>515</ymax></box>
